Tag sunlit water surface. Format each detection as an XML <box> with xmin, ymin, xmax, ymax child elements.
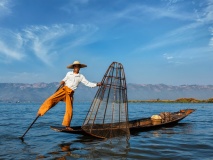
<box><xmin>0</xmin><ymin>102</ymin><xmax>212</xmax><ymax>159</ymax></box>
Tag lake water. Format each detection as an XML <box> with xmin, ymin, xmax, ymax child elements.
<box><xmin>0</xmin><ymin>102</ymin><xmax>212</xmax><ymax>159</ymax></box>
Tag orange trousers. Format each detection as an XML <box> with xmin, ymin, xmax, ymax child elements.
<box><xmin>37</xmin><ymin>86</ymin><xmax>74</xmax><ymax>126</ymax></box>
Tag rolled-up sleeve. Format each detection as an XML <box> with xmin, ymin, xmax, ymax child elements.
<box><xmin>62</xmin><ymin>72</ymin><xmax>69</xmax><ymax>82</ymax></box>
<box><xmin>80</xmin><ymin>75</ymin><xmax>97</xmax><ymax>88</ymax></box>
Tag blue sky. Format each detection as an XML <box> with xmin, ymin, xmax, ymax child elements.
<box><xmin>0</xmin><ymin>0</ymin><xmax>213</xmax><ymax>85</ymax></box>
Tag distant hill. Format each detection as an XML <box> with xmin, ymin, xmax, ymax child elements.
<box><xmin>0</xmin><ymin>83</ymin><xmax>213</xmax><ymax>103</ymax></box>
<box><xmin>127</xmin><ymin>83</ymin><xmax>213</xmax><ymax>101</ymax></box>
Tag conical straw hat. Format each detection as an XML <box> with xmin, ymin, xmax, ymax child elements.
<box><xmin>67</xmin><ymin>61</ymin><xmax>87</xmax><ymax>69</ymax></box>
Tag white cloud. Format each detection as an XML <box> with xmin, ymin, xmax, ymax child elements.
<box><xmin>135</xmin><ymin>33</ymin><xmax>194</xmax><ymax>53</ymax></box>
<box><xmin>209</xmin><ymin>27</ymin><xmax>213</xmax><ymax>47</ymax></box>
<box><xmin>203</xmin><ymin>0</ymin><xmax>213</xmax><ymax>23</ymax></box>
<box><xmin>163</xmin><ymin>53</ymin><xmax>174</xmax><ymax>61</ymax></box>
<box><xmin>0</xmin><ymin>29</ymin><xmax>25</xmax><ymax>61</ymax></box>
<box><xmin>22</xmin><ymin>23</ymin><xmax>98</xmax><ymax>65</ymax></box>
<box><xmin>141</xmin><ymin>5</ymin><xmax>193</xmax><ymax>21</ymax></box>
<box><xmin>0</xmin><ymin>0</ymin><xmax>12</xmax><ymax>18</ymax></box>
<box><xmin>135</xmin><ymin>0</ymin><xmax>213</xmax><ymax>59</ymax></box>
<box><xmin>112</xmin><ymin>1</ymin><xmax>197</xmax><ymax>23</ymax></box>
<box><xmin>205</xmin><ymin>0</ymin><xmax>213</xmax><ymax>47</ymax></box>
<box><xmin>163</xmin><ymin>53</ymin><xmax>182</xmax><ymax>64</ymax></box>
<box><xmin>0</xmin><ymin>23</ymin><xmax>99</xmax><ymax>65</ymax></box>
<box><xmin>61</xmin><ymin>1</ymin><xmax>195</xmax><ymax>27</ymax></box>
<box><xmin>162</xmin><ymin>46</ymin><xmax>213</xmax><ymax>65</ymax></box>
<box><xmin>0</xmin><ymin>41</ymin><xmax>24</xmax><ymax>60</ymax></box>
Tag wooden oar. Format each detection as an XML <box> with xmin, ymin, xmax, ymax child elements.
<box><xmin>19</xmin><ymin>115</ymin><xmax>39</xmax><ymax>141</ymax></box>
<box><xmin>19</xmin><ymin>84</ymin><xmax>63</xmax><ymax>141</ymax></box>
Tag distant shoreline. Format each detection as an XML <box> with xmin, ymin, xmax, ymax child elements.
<box><xmin>1</xmin><ymin>98</ymin><xmax>213</xmax><ymax>104</ymax></box>
<box><xmin>128</xmin><ymin>98</ymin><xmax>213</xmax><ymax>103</ymax></box>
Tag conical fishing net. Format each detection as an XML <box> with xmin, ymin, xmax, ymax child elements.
<box><xmin>82</xmin><ymin>62</ymin><xmax>130</xmax><ymax>139</ymax></box>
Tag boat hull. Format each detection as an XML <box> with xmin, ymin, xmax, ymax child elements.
<box><xmin>50</xmin><ymin>109</ymin><xmax>195</xmax><ymax>137</ymax></box>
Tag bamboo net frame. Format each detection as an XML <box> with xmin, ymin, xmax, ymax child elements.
<box><xmin>82</xmin><ymin>62</ymin><xmax>130</xmax><ymax>139</ymax></box>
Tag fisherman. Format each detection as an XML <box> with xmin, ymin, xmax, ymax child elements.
<box><xmin>37</xmin><ymin>61</ymin><xmax>102</xmax><ymax>130</ymax></box>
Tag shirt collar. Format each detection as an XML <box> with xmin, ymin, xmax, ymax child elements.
<box><xmin>70</xmin><ymin>71</ymin><xmax>80</xmax><ymax>76</ymax></box>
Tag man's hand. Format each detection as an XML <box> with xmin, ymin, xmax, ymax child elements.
<box><xmin>97</xmin><ymin>82</ymin><xmax>102</xmax><ymax>86</ymax></box>
<box><xmin>60</xmin><ymin>81</ymin><xmax>65</xmax><ymax>86</ymax></box>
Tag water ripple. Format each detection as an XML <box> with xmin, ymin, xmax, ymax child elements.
<box><xmin>0</xmin><ymin>103</ymin><xmax>213</xmax><ymax>159</ymax></box>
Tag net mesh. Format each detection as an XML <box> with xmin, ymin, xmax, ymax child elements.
<box><xmin>82</xmin><ymin>62</ymin><xmax>130</xmax><ymax>139</ymax></box>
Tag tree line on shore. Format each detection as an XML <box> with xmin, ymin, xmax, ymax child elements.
<box><xmin>128</xmin><ymin>98</ymin><xmax>213</xmax><ymax>103</ymax></box>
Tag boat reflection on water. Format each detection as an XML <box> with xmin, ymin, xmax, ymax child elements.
<box><xmin>55</xmin><ymin>122</ymin><xmax>194</xmax><ymax>159</ymax></box>
<box><xmin>55</xmin><ymin>136</ymin><xmax>130</xmax><ymax>159</ymax></box>
<box><xmin>150</xmin><ymin>122</ymin><xmax>194</xmax><ymax>138</ymax></box>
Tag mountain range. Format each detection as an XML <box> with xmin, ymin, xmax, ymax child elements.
<box><xmin>0</xmin><ymin>82</ymin><xmax>213</xmax><ymax>103</ymax></box>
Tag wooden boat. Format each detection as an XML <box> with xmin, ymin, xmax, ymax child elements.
<box><xmin>50</xmin><ymin>108</ymin><xmax>195</xmax><ymax>138</ymax></box>
<box><xmin>50</xmin><ymin>63</ymin><xmax>196</xmax><ymax>139</ymax></box>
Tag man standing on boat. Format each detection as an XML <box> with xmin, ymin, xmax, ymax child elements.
<box><xmin>37</xmin><ymin>61</ymin><xmax>102</xmax><ymax>130</ymax></box>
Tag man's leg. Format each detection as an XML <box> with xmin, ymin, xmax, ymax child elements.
<box><xmin>62</xmin><ymin>91</ymin><xmax>74</xmax><ymax>128</ymax></box>
<box><xmin>37</xmin><ymin>87</ymin><xmax>66</xmax><ymax>116</ymax></box>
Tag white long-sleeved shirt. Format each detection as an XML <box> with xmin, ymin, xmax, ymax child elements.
<box><xmin>62</xmin><ymin>71</ymin><xmax>97</xmax><ymax>90</ymax></box>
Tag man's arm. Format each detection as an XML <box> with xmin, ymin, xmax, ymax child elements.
<box><xmin>81</xmin><ymin>75</ymin><xmax>102</xmax><ymax>88</ymax></box>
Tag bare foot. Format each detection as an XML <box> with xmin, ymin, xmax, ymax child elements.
<box><xmin>65</xmin><ymin>126</ymin><xmax>73</xmax><ymax>131</ymax></box>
